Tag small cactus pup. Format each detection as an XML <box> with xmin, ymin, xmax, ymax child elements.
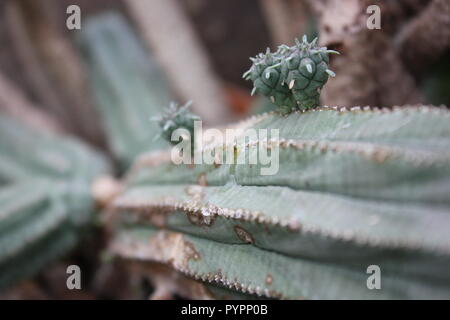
<box><xmin>152</xmin><ymin>101</ymin><xmax>201</xmax><ymax>146</ymax></box>
<box><xmin>243</xmin><ymin>35</ymin><xmax>339</xmax><ymax>114</ymax></box>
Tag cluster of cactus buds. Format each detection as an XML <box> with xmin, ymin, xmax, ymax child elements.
<box><xmin>243</xmin><ymin>35</ymin><xmax>338</xmax><ymax>113</ymax></box>
<box><xmin>152</xmin><ymin>101</ymin><xmax>200</xmax><ymax>145</ymax></box>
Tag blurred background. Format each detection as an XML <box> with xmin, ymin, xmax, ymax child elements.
<box><xmin>0</xmin><ymin>0</ymin><xmax>448</xmax><ymax>299</ymax></box>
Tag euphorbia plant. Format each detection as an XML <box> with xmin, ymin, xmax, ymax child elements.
<box><xmin>107</xmin><ymin>37</ymin><xmax>450</xmax><ymax>299</ymax></box>
<box><xmin>1</xmin><ymin>13</ymin><xmax>449</xmax><ymax>300</ymax></box>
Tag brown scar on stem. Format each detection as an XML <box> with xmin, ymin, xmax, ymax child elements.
<box><xmin>233</xmin><ymin>225</ymin><xmax>255</xmax><ymax>244</ymax></box>
<box><xmin>265</xmin><ymin>274</ymin><xmax>273</xmax><ymax>285</ymax></box>
<box><xmin>186</xmin><ymin>163</ymin><xmax>195</xmax><ymax>170</ymax></box>
<box><xmin>186</xmin><ymin>209</ymin><xmax>217</xmax><ymax>227</ymax></box>
<box><xmin>197</xmin><ymin>173</ymin><xmax>208</xmax><ymax>186</ymax></box>
<box><xmin>184</xmin><ymin>241</ymin><xmax>201</xmax><ymax>262</ymax></box>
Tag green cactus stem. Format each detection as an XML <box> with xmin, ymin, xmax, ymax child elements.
<box><xmin>111</xmin><ymin>225</ymin><xmax>450</xmax><ymax>299</ymax></box>
<box><xmin>110</xmin><ymin>105</ymin><xmax>450</xmax><ymax>299</ymax></box>
<box><xmin>0</xmin><ymin>116</ymin><xmax>111</xmax><ymax>289</ymax></box>
<box><xmin>243</xmin><ymin>35</ymin><xmax>339</xmax><ymax>113</ymax></box>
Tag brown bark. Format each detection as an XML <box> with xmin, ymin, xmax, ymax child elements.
<box><xmin>0</xmin><ymin>70</ymin><xmax>63</xmax><ymax>133</ymax></box>
<box><xmin>307</xmin><ymin>0</ymin><xmax>423</xmax><ymax>107</ymax></box>
<box><xmin>10</xmin><ymin>0</ymin><xmax>108</xmax><ymax>148</ymax></box>
<box><xmin>260</xmin><ymin>0</ymin><xmax>310</xmax><ymax>46</ymax></box>
<box><xmin>128</xmin><ymin>261</ymin><xmax>215</xmax><ymax>300</ymax></box>
<box><xmin>362</xmin><ymin>0</ymin><xmax>431</xmax><ymax>34</ymax></box>
<box><xmin>126</xmin><ymin>0</ymin><xmax>234</xmax><ymax>125</ymax></box>
<box><xmin>395</xmin><ymin>0</ymin><xmax>450</xmax><ymax>75</ymax></box>
<box><xmin>4</xmin><ymin>1</ymin><xmax>69</xmax><ymax>127</ymax></box>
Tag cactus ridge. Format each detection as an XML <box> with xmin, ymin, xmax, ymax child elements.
<box><xmin>0</xmin><ymin>116</ymin><xmax>111</xmax><ymax>289</ymax></box>
<box><xmin>111</xmin><ymin>183</ymin><xmax>450</xmax><ymax>285</ymax></box>
<box><xmin>111</xmin><ymin>105</ymin><xmax>450</xmax><ymax>299</ymax></box>
<box><xmin>112</xmin><ymin>226</ymin><xmax>450</xmax><ymax>299</ymax></box>
<box><xmin>112</xmin><ymin>185</ymin><xmax>450</xmax><ymax>254</ymax></box>
<box><xmin>126</xmin><ymin>106</ymin><xmax>450</xmax><ymax>204</ymax></box>
<box><xmin>0</xmin><ymin>224</ymin><xmax>77</xmax><ymax>289</ymax></box>
<box><xmin>0</xmin><ymin>183</ymin><xmax>66</xmax><ymax>264</ymax></box>
<box><xmin>244</xmin><ymin>36</ymin><xmax>339</xmax><ymax>113</ymax></box>
<box><xmin>0</xmin><ymin>117</ymin><xmax>109</xmax><ymax>183</ymax></box>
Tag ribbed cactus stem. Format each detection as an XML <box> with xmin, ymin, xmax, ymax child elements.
<box><xmin>0</xmin><ymin>115</ymin><xmax>111</xmax><ymax>289</ymax></box>
<box><xmin>110</xmin><ymin>105</ymin><xmax>450</xmax><ymax>299</ymax></box>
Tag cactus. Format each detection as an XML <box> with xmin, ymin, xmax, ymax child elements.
<box><xmin>2</xmin><ymin>26</ymin><xmax>450</xmax><ymax>300</ymax></box>
<box><xmin>0</xmin><ymin>181</ymin><xmax>79</xmax><ymax>288</ymax></box>
<box><xmin>243</xmin><ymin>35</ymin><xmax>338</xmax><ymax>113</ymax></box>
<box><xmin>125</xmin><ymin>106</ymin><xmax>450</xmax><ymax>203</ymax></box>
<box><xmin>0</xmin><ymin>13</ymin><xmax>169</xmax><ymax>290</ymax></box>
<box><xmin>109</xmin><ymin>105</ymin><xmax>450</xmax><ymax>299</ymax></box>
<box><xmin>0</xmin><ymin>116</ymin><xmax>110</xmax><ymax>289</ymax></box>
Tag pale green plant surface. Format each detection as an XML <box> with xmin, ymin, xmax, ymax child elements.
<box><xmin>1</xmin><ymin>15</ymin><xmax>449</xmax><ymax>298</ymax></box>
<box><xmin>0</xmin><ymin>117</ymin><xmax>107</xmax><ymax>184</ymax></box>
<box><xmin>0</xmin><ymin>116</ymin><xmax>110</xmax><ymax>289</ymax></box>
<box><xmin>112</xmin><ymin>225</ymin><xmax>450</xmax><ymax>299</ymax></box>
<box><xmin>126</xmin><ymin>106</ymin><xmax>450</xmax><ymax>204</ymax></box>
<box><xmin>110</xmin><ymin>105</ymin><xmax>450</xmax><ymax>299</ymax></box>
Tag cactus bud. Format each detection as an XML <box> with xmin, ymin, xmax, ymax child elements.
<box><xmin>152</xmin><ymin>101</ymin><xmax>200</xmax><ymax>145</ymax></box>
<box><xmin>244</xmin><ymin>36</ymin><xmax>339</xmax><ymax>113</ymax></box>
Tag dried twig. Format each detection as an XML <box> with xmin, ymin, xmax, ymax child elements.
<box><xmin>128</xmin><ymin>261</ymin><xmax>215</xmax><ymax>300</ymax></box>
<box><xmin>362</xmin><ymin>0</ymin><xmax>431</xmax><ymax>34</ymax></box>
<box><xmin>395</xmin><ymin>0</ymin><xmax>450</xmax><ymax>75</ymax></box>
<box><xmin>260</xmin><ymin>0</ymin><xmax>309</xmax><ymax>45</ymax></box>
<box><xmin>4</xmin><ymin>1</ymin><xmax>69</xmax><ymax>126</ymax></box>
<box><xmin>126</xmin><ymin>0</ymin><xmax>234</xmax><ymax>125</ymax></box>
<box><xmin>307</xmin><ymin>0</ymin><xmax>423</xmax><ymax>107</ymax></box>
<box><xmin>0</xmin><ymin>70</ymin><xmax>63</xmax><ymax>133</ymax></box>
<box><xmin>12</xmin><ymin>0</ymin><xmax>108</xmax><ymax>148</ymax></box>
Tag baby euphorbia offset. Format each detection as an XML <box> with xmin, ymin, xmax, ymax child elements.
<box><xmin>152</xmin><ymin>101</ymin><xmax>200</xmax><ymax>145</ymax></box>
<box><xmin>243</xmin><ymin>35</ymin><xmax>338</xmax><ymax>114</ymax></box>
